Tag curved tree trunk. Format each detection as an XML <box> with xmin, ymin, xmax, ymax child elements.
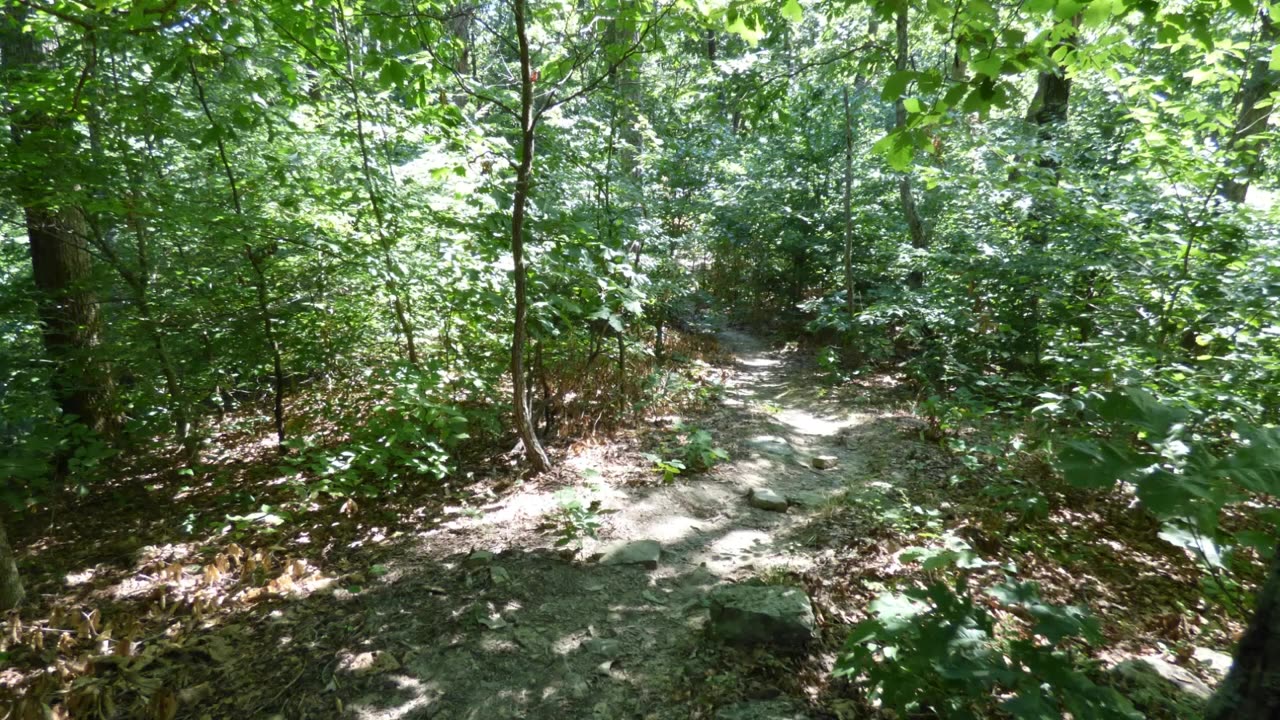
<box><xmin>511</xmin><ymin>0</ymin><xmax>553</xmax><ymax>473</ymax></box>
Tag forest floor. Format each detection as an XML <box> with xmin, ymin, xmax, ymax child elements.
<box><xmin>3</xmin><ymin>326</ymin><xmax>1241</xmax><ymax>719</ymax></box>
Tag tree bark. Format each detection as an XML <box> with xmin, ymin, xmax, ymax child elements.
<box><xmin>609</xmin><ymin>0</ymin><xmax>641</xmax><ymax>178</ymax></box>
<box><xmin>189</xmin><ymin>60</ymin><xmax>287</xmax><ymax>448</ymax></box>
<box><xmin>511</xmin><ymin>0</ymin><xmax>553</xmax><ymax>473</ymax></box>
<box><xmin>894</xmin><ymin>4</ymin><xmax>927</xmax><ymax>289</ymax></box>
<box><xmin>844</xmin><ymin>86</ymin><xmax>856</xmax><ymax>319</ymax></box>
<box><xmin>0</xmin><ymin>517</ymin><xmax>23</xmax><ymax>612</ymax></box>
<box><xmin>1015</xmin><ymin>25</ymin><xmax>1074</xmax><ymax>370</ymax></box>
<box><xmin>1206</xmin><ymin>541</ymin><xmax>1280</xmax><ymax>720</ymax></box>
<box><xmin>1</xmin><ymin>5</ymin><xmax>117</xmax><ymax>440</ymax></box>
<box><xmin>335</xmin><ymin>4</ymin><xmax>419</xmax><ymax>367</ymax></box>
<box><xmin>1219</xmin><ymin>9</ymin><xmax>1277</xmax><ymax>204</ymax></box>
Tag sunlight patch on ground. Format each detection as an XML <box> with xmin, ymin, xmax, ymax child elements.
<box><xmin>696</xmin><ymin>529</ymin><xmax>773</xmax><ymax>563</ymax></box>
<box><xmin>771</xmin><ymin>408</ymin><xmax>852</xmax><ymax>436</ymax></box>
<box><xmin>622</xmin><ymin>513</ymin><xmax>708</xmax><ymax>545</ymax></box>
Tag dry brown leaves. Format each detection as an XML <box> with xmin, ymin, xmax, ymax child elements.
<box><xmin>0</xmin><ymin>540</ymin><xmax>339</xmax><ymax>719</ymax></box>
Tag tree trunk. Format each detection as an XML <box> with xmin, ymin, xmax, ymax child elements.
<box><xmin>511</xmin><ymin>0</ymin><xmax>553</xmax><ymax>473</ymax></box>
<box><xmin>0</xmin><ymin>517</ymin><xmax>23</xmax><ymax>612</ymax></box>
<box><xmin>246</xmin><ymin>247</ymin><xmax>287</xmax><ymax>447</ymax></box>
<box><xmin>1206</xmin><ymin>541</ymin><xmax>1280</xmax><ymax>720</ymax></box>
<box><xmin>1</xmin><ymin>5</ymin><xmax>117</xmax><ymax>440</ymax></box>
<box><xmin>1219</xmin><ymin>9</ymin><xmax>1277</xmax><ymax>204</ymax></box>
<box><xmin>844</xmin><ymin>86</ymin><xmax>856</xmax><ymax>319</ymax></box>
<box><xmin>335</xmin><ymin>4</ymin><xmax>420</xmax><ymax>367</ymax></box>
<box><xmin>189</xmin><ymin>60</ymin><xmax>287</xmax><ymax>448</ymax></box>
<box><xmin>894</xmin><ymin>4</ymin><xmax>927</xmax><ymax>289</ymax></box>
<box><xmin>1015</xmin><ymin>26</ymin><xmax>1074</xmax><ymax>370</ymax></box>
<box><xmin>608</xmin><ymin>0</ymin><xmax>641</xmax><ymax>178</ymax></box>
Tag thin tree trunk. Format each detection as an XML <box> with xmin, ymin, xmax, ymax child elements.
<box><xmin>127</xmin><ymin>208</ymin><xmax>194</xmax><ymax>455</ymax></box>
<box><xmin>1206</xmin><ymin>540</ymin><xmax>1280</xmax><ymax>720</ymax></box>
<box><xmin>844</xmin><ymin>86</ymin><xmax>855</xmax><ymax>319</ymax></box>
<box><xmin>189</xmin><ymin>60</ymin><xmax>287</xmax><ymax>448</ymax></box>
<box><xmin>511</xmin><ymin>0</ymin><xmax>553</xmax><ymax>473</ymax></box>
<box><xmin>0</xmin><ymin>518</ymin><xmax>23</xmax><ymax>612</ymax></box>
<box><xmin>894</xmin><ymin>4</ymin><xmax>927</xmax><ymax>289</ymax></box>
<box><xmin>446</xmin><ymin>2</ymin><xmax>474</xmax><ymax>104</ymax></box>
<box><xmin>245</xmin><ymin>248</ymin><xmax>286</xmax><ymax>446</ymax></box>
<box><xmin>335</xmin><ymin>4</ymin><xmax>419</xmax><ymax>366</ymax></box>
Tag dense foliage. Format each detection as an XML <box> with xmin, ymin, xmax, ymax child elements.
<box><xmin>2</xmin><ymin>0</ymin><xmax>1279</xmax><ymax>715</ymax></box>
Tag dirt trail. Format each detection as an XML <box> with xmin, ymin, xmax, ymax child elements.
<box><xmin>342</xmin><ymin>329</ymin><xmax>902</xmax><ymax>720</ymax></box>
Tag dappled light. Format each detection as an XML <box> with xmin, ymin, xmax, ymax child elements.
<box><xmin>1</xmin><ymin>0</ymin><xmax>1277</xmax><ymax>716</ymax></box>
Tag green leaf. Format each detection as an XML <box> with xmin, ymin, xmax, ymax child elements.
<box><xmin>1083</xmin><ymin>0</ymin><xmax>1116</xmax><ymax>27</ymax></box>
<box><xmin>1058</xmin><ymin>440</ymin><xmax>1142</xmax><ymax>488</ymax></box>
<box><xmin>881</xmin><ymin>70</ymin><xmax>916</xmax><ymax>102</ymax></box>
<box><xmin>780</xmin><ymin>0</ymin><xmax>803</xmax><ymax>23</ymax></box>
<box><xmin>1230</xmin><ymin>0</ymin><xmax>1255</xmax><ymax>16</ymax></box>
<box><xmin>971</xmin><ymin>55</ymin><xmax>1003</xmax><ymax>78</ymax></box>
<box><xmin>1135</xmin><ymin>469</ymin><xmax>1209</xmax><ymax>517</ymax></box>
<box><xmin>725</xmin><ymin>14</ymin><xmax>764</xmax><ymax>45</ymax></box>
<box><xmin>870</xmin><ymin>591</ymin><xmax>929</xmax><ymax>625</ymax></box>
<box><xmin>1158</xmin><ymin>522</ymin><xmax>1223</xmax><ymax>567</ymax></box>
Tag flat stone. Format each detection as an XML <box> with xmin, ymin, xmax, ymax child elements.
<box><xmin>599</xmin><ymin>540</ymin><xmax>661</xmax><ymax>569</ymax></box>
<box><xmin>708</xmin><ymin>584</ymin><xmax>815</xmax><ymax>651</ymax></box>
<box><xmin>811</xmin><ymin>455</ymin><xmax>838</xmax><ymax>470</ymax></box>
<box><xmin>1193</xmin><ymin>647</ymin><xmax>1233</xmax><ymax>676</ymax></box>
<box><xmin>748</xmin><ymin>488</ymin><xmax>789</xmax><ymax>512</ymax></box>
<box><xmin>716</xmin><ymin>700</ymin><xmax>811</xmax><ymax>720</ymax></box>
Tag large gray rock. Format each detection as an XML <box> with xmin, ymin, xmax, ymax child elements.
<box><xmin>748</xmin><ymin>488</ymin><xmax>788</xmax><ymax>512</ymax></box>
<box><xmin>715</xmin><ymin>700</ymin><xmax>810</xmax><ymax>720</ymax></box>
<box><xmin>599</xmin><ymin>539</ymin><xmax>661</xmax><ymax>569</ymax></box>
<box><xmin>1114</xmin><ymin>656</ymin><xmax>1212</xmax><ymax>699</ymax></box>
<box><xmin>811</xmin><ymin>455</ymin><xmax>838</xmax><ymax>470</ymax></box>
<box><xmin>1109</xmin><ymin>655</ymin><xmax>1211</xmax><ymax>719</ymax></box>
<box><xmin>708</xmin><ymin>584</ymin><xmax>815</xmax><ymax>651</ymax></box>
<box><xmin>1193</xmin><ymin>646</ymin><xmax>1233</xmax><ymax>676</ymax></box>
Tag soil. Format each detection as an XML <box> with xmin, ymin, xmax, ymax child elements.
<box><xmin>324</xmin><ymin>328</ymin><xmax>914</xmax><ymax>720</ymax></box>
<box><xmin>2</xmin><ymin>327</ymin><xmax>1237</xmax><ymax>719</ymax></box>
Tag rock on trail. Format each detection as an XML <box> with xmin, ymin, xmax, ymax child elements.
<box><xmin>598</xmin><ymin>539</ymin><xmax>662</xmax><ymax>568</ymax></box>
<box><xmin>748</xmin><ymin>487</ymin><xmax>789</xmax><ymax>512</ymax></box>
<box><xmin>708</xmin><ymin>584</ymin><xmax>816</xmax><ymax>652</ymax></box>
